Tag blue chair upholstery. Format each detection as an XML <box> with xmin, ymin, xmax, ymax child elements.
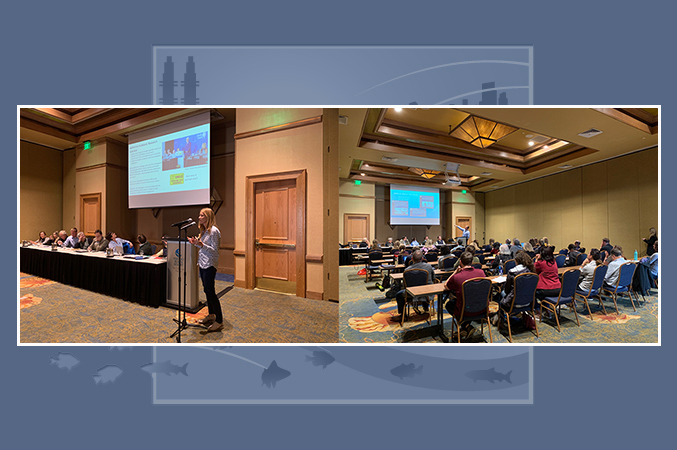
<box><xmin>555</xmin><ymin>254</ymin><xmax>566</xmax><ymax>268</ymax></box>
<box><xmin>150</xmin><ymin>244</ymin><xmax>157</xmax><ymax>255</ymax></box>
<box><xmin>365</xmin><ymin>250</ymin><xmax>383</xmax><ymax>283</ymax></box>
<box><xmin>603</xmin><ymin>262</ymin><xmax>639</xmax><ymax>312</ymax></box>
<box><xmin>503</xmin><ymin>259</ymin><xmax>516</xmax><ymax>273</ymax></box>
<box><xmin>499</xmin><ymin>273</ymin><xmax>539</xmax><ymax>343</ymax></box>
<box><xmin>451</xmin><ymin>278</ymin><xmax>493</xmax><ymax>343</ymax></box>
<box><xmin>425</xmin><ymin>251</ymin><xmax>438</xmax><ymax>262</ymax></box>
<box><xmin>575</xmin><ymin>264</ymin><xmax>609</xmax><ymax>318</ymax></box>
<box><xmin>542</xmin><ymin>269</ymin><xmax>581</xmax><ymax>332</ymax></box>
<box><xmin>402</xmin><ymin>268</ymin><xmax>433</xmax><ymax>326</ymax></box>
<box><xmin>440</xmin><ymin>256</ymin><xmax>457</xmax><ymax>270</ymax></box>
<box><xmin>576</xmin><ymin>253</ymin><xmax>588</xmax><ymax>266</ymax></box>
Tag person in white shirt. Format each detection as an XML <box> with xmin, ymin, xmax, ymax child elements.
<box><xmin>63</xmin><ymin>228</ymin><xmax>79</xmax><ymax>248</ymax></box>
<box><xmin>603</xmin><ymin>248</ymin><xmax>626</xmax><ymax>288</ymax></box>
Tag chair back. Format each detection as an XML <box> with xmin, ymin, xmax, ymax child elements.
<box><xmin>616</xmin><ymin>262</ymin><xmax>637</xmax><ymax>289</ymax></box>
<box><xmin>441</xmin><ymin>256</ymin><xmax>457</xmax><ymax>270</ymax></box>
<box><xmin>403</xmin><ymin>268</ymin><xmax>430</xmax><ymax>288</ymax></box>
<box><xmin>459</xmin><ymin>278</ymin><xmax>492</xmax><ymax>321</ymax></box>
<box><xmin>559</xmin><ymin>249</ymin><xmax>569</xmax><ymax>255</ymax></box>
<box><xmin>472</xmin><ymin>263</ymin><xmax>483</xmax><ymax>269</ymax></box>
<box><xmin>589</xmin><ymin>264</ymin><xmax>609</xmax><ymax>293</ymax></box>
<box><xmin>559</xmin><ymin>269</ymin><xmax>581</xmax><ymax>300</ymax></box>
<box><xmin>477</xmin><ymin>254</ymin><xmax>485</xmax><ymax>264</ymax></box>
<box><xmin>508</xmin><ymin>273</ymin><xmax>539</xmax><ymax>313</ymax></box>
<box><xmin>425</xmin><ymin>251</ymin><xmax>438</xmax><ymax>262</ymax></box>
<box><xmin>576</xmin><ymin>253</ymin><xmax>588</xmax><ymax>265</ymax></box>
<box><xmin>150</xmin><ymin>244</ymin><xmax>157</xmax><ymax>255</ymax></box>
<box><xmin>504</xmin><ymin>259</ymin><xmax>516</xmax><ymax>272</ymax></box>
<box><xmin>368</xmin><ymin>250</ymin><xmax>383</xmax><ymax>265</ymax></box>
<box><xmin>555</xmin><ymin>254</ymin><xmax>566</xmax><ymax>268</ymax></box>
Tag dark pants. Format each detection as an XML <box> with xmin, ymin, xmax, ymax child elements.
<box><xmin>395</xmin><ymin>290</ymin><xmax>429</xmax><ymax>315</ymax></box>
<box><xmin>200</xmin><ymin>266</ymin><xmax>222</xmax><ymax>323</ymax></box>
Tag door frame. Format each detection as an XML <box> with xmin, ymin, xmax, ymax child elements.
<box><xmin>245</xmin><ymin>169</ymin><xmax>306</xmax><ymax>298</ymax></box>
<box><xmin>80</xmin><ymin>192</ymin><xmax>101</xmax><ymax>236</ymax></box>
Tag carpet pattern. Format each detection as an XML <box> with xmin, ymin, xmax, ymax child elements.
<box><xmin>339</xmin><ymin>266</ymin><xmax>659</xmax><ymax>344</ymax></box>
<box><xmin>20</xmin><ymin>273</ymin><xmax>337</xmax><ymax>344</ymax></box>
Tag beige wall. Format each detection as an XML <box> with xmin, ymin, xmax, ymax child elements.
<box><xmin>234</xmin><ymin>108</ymin><xmax>337</xmax><ymax>300</ymax></box>
<box><xmin>20</xmin><ymin>141</ymin><xmax>63</xmax><ymax>240</ymax></box>
<box><xmin>62</xmin><ymin>149</ymin><xmax>76</xmax><ymax>229</ymax></box>
<box><xmin>485</xmin><ymin>148</ymin><xmax>658</xmax><ymax>255</ymax></box>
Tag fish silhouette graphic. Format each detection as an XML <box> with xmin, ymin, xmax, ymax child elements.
<box><xmin>305</xmin><ymin>351</ymin><xmax>335</xmax><ymax>369</ymax></box>
<box><xmin>141</xmin><ymin>361</ymin><xmax>188</xmax><ymax>376</ymax></box>
<box><xmin>465</xmin><ymin>368</ymin><xmax>512</xmax><ymax>384</ymax></box>
<box><xmin>109</xmin><ymin>346</ymin><xmax>133</xmax><ymax>351</ymax></box>
<box><xmin>390</xmin><ymin>363</ymin><xmax>423</xmax><ymax>380</ymax></box>
<box><xmin>93</xmin><ymin>365</ymin><xmax>123</xmax><ymax>384</ymax></box>
<box><xmin>261</xmin><ymin>360</ymin><xmax>291</xmax><ymax>388</ymax></box>
<box><xmin>49</xmin><ymin>352</ymin><xmax>79</xmax><ymax>371</ymax></box>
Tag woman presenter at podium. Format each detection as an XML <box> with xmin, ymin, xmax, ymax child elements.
<box><xmin>188</xmin><ymin>208</ymin><xmax>223</xmax><ymax>332</ymax></box>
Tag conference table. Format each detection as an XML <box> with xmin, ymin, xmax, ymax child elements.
<box><xmin>20</xmin><ymin>245</ymin><xmax>167</xmax><ymax>307</ymax></box>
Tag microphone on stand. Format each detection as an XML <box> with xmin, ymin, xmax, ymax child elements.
<box><xmin>180</xmin><ymin>221</ymin><xmax>197</xmax><ymax>231</ymax></box>
<box><xmin>172</xmin><ymin>218</ymin><xmax>193</xmax><ymax>227</ymax></box>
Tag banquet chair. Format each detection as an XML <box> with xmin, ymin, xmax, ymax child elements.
<box><xmin>503</xmin><ymin>259</ymin><xmax>516</xmax><ymax>273</ymax></box>
<box><xmin>401</xmin><ymin>269</ymin><xmax>434</xmax><ymax>326</ymax></box>
<box><xmin>498</xmin><ymin>273</ymin><xmax>540</xmax><ymax>343</ymax></box>
<box><xmin>576</xmin><ymin>253</ymin><xmax>588</xmax><ymax>266</ymax></box>
<box><xmin>575</xmin><ymin>265</ymin><xmax>608</xmax><ymax>318</ymax></box>
<box><xmin>452</xmin><ymin>278</ymin><xmax>493</xmax><ymax>343</ymax></box>
<box><xmin>440</xmin><ymin>256</ymin><xmax>457</xmax><ymax>270</ymax></box>
<box><xmin>541</xmin><ymin>269</ymin><xmax>581</xmax><ymax>332</ymax></box>
<box><xmin>365</xmin><ymin>250</ymin><xmax>383</xmax><ymax>283</ymax></box>
<box><xmin>603</xmin><ymin>262</ymin><xmax>639</xmax><ymax>312</ymax></box>
<box><xmin>555</xmin><ymin>254</ymin><xmax>566</xmax><ymax>268</ymax></box>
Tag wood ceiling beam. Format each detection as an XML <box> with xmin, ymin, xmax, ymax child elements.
<box><xmin>348</xmin><ymin>173</ymin><xmax>465</xmax><ymax>191</ymax></box>
<box><xmin>19</xmin><ymin>117</ymin><xmax>78</xmax><ymax>143</ymax></box>
<box><xmin>593</xmin><ymin>108</ymin><xmax>654</xmax><ymax>134</ymax></box>
<box><xmin>360</xmin><ymin>140</ymin><xmax>525</xmax><ymax>174</ymax></box>
<box><xmin>523</xmin><ymin>147</ymin><xmax>598</xmax><ymax>174</ymax></box>
<box><xmin>620</xmin><ymin>108</ymin><xmax>658</xmax><ymax>126</ymax></box>
<box><xmin>78</xmin><ymin>109</ymin><xmax>185</xmax><ymax>143</ymax></box>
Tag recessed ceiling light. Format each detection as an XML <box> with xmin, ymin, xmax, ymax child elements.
<box><xmin>528</xmin><ymin>141</ymin><xmax>534</xmax><ymax>146</ymax></box>
<box><xmin>480</xmin><ymin>172</ymin><xmax>492</xmax><ymax>176</ymax></box>
<box><xmin>544</xmin><ymin>145</ymin><xmax>549</xmax><ymax>149</ymax></box>
<box><xmin>559</xmin><ymin>165</ymin><xmax>573</xmax><ymax>169</ymax></box>
<box><xmin>394</xmin><ymin>108</ymin><xmax>402</xmax><ymax>112</ymax></box>
<box><xmin>525</xmin><ymin>134</ymin><xmax>533</xmax><ymax>138</ymax></box>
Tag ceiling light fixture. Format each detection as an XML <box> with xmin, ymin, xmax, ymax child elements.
<box><xmin>408</xmin><ymin>167</ymin><xmax>440</xmax><ymax>179</ymax></box>
<box><xmin>449</xmin><ymin>115</ymin><xmax>517</xmax><ymax>149</ymax></box>
<box><xmin>528</xmin><ymin>141</ymin><xmax>534</xmax><ymax>146</ymax></box>
<box><xmin>394</xmin><ymin>107</ymin><xmax>403</xmax><ymax>112</ymax></box>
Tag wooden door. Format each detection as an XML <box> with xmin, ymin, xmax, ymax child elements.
<box><xmin>80</xmin><ymin>193</ymin><xmax>101</xmax><ymax>235</ymax></box>
<box><xmin>255</xmin><ymin>179</ymin><xmax>297</xmax><ymax>294</ymax></box>
<box><xmin>344</xmin><ymin>214</ymin><xmax>369</xmax><ymax>244</ymax></box>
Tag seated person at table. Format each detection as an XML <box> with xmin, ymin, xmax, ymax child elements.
<box><xmin>410</xmin><ymin>237</ymin><xmax>420</xmax><ymax>247</ymax></box>
<box><xmin>565</xmin><ymin>243</ymin><xmax>581</xmax><ymax>266</ymax></box>
<box><xmin>498</xmin><ymin>243</ymin><xmax>512</xmax><ymax>266</ymax></box>
<box><xmin>88</xmin><ymin>229</ymin><xmax>109</xmax><ymax>252</ymax></box>
<box><xmin>444</xmin><ymin>251</ymin><xmax>486</xmax><ymax>322</ymax></box>
<box><xmin>154</xmin><ymin>236</ymin><xmax>169</xmax><ymax>257</ymax></box>
<box><xmin>533</xmin><ymin>245</ymin><xmax>561</xmax><ymax>305</ymax></box>
<box><xmin>63</xmin><ymin>228</ymin><xmax>79</xmax><ymax>248</ymax></box>
<box><xmin>438</xmin><ymin>245</ymin><xmax>452</xmax><ymax>267</ymax></box>
<box><xmin>649</xmin><ymin>242</ymin><xmax>658</xmax><ymax>280</ymax></box>
<box><xmin>394</xmin><ymin>250</ymin><xmax>435</xmax><ymax>318</ymax></box>
<box><xmin>602</xmin><ymin>248</ymin><xmax>626</xmax><ymax>289</ymax></box>
<box><xmin>522</xmin><ymin>241</ymin><xmax>535</xmax><ymax>255</ymax></box>
<box><xmin>490</xmin><ymin>241</ymin><xmax>500</xmax><ymax>255</ymax></box>
<box><xmin>436</xmin><ymin>235</ymin><xmax>445</xmax><ymax>245</ymax></box>
<box><xmin>600</xmin><ymin>237</ymin><xmax>613</xmax><ymax>261</ymax></box>
<box><xmin>43</xmin><ymin>231</ymin><xmax>59</xmax><ymax>246</ymax></box>
<box><xmin>499</xmin><ymin>250</ymin><xmax>535</xmax><ymax>309</ymax></box>
<box><xmin>573</xmin><ymin>240</ymin><xmax>582</xmax><ymax>251</ymax></box>
<box><xmin>422</xmin><ymin>240</ymin><xmax>436</xmax><ymax>253</ymax></box>
<box><xmin>578</xmin><ymin>248</ymin><xmax>602</xmax><ymax>291</ymax></box>
<box><xmin>30</xmin><ymin>231</ymin><xmax>48</xmax><ymax>245</ymax></box>
<box><xmin>483</xmin><ymin>238</ymin><xmax>495</xmax><ymax>253</ymax></box>
<box><xmin>107</xmin><ymin>232</ymin><xmax>132</xmax><ymax>254</ymax></box>
<box><xmin>55</xmin><ymin>230</ymin><xmax>68</xmax><ymax>246</ymax></box>
<box><xmin>384</xmin><ymin>237</ymin><xmax>394</xmax><ymax>247</ymax></box>
<box><xmin>359</xmin><ymin>237</ymin><xmax>369</xmax><ymax>248</ymax></box>
<box><xmin>509</xmin><ymin>238</ymin><xmax>523</xmax><ymax>259</ymax></box>
<box><xmin>73</xmin><ymin>231</ymin><xmax>90</xmax><ymax>249</ymax></box>
<box><xmin>401</xmin><ymin>236</ymin><xmax>410</xmax><ymax>246</ymax></box>
<box><xmin>137</xmin><ymin>234</ymin><xmax>152</xmax><ymax>255</ymax></box>
<box><xmin>453</xmin><ymin>245</ymin><xmax>480</xmax><ymax>269</ymax></box>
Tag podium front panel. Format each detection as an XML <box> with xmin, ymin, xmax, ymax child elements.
<box><xmin>166</xmin><ymin>239</ymin><xmax>200</xmax><ymax>309</ymax></box>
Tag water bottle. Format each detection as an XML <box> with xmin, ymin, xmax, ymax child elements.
<box><xmin>499</xmin><ymin>265</ymin><xmax>503</xmax><ymax>276</ymax></box>
<box><xmin>634</xmin><ymin>249</ymin><xmax>638</xmax><ymax>261</ymax></box>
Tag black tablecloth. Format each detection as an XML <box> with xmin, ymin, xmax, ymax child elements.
<box><xmin>20</xmin><ymin>247</ymin><xmax>167</xmax><ymax>307</ymax></box>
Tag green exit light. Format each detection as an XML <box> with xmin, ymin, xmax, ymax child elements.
<box><xmin>461</xmin><ymin>189</ymin><xmax>467</xmax><ymax>194</ymax></box>
<box><xmin>355</xmin><ymin>180</ymin><xmax>362</xmax><ymax>185</ymax></box>
<box><xmin>84</xmin><ymin>141</ymin><xmax>92</xmax><ymax>150</ymax></box>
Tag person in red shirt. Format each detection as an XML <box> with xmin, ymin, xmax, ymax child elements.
<box><xmin>533</xmin><ymin>245</ymin><xmax>561</xmax><ymax>309</ymax></box>
<box><xmin>444</xmin><ymin>251</ymin><xmax>487</xmax><ymax>318</ymax></box>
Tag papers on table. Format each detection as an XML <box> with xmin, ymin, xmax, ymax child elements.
<box><xmin>492</xmin><ymin>276</ymin><xmax>507</xmax><ymax>283</ymax></box>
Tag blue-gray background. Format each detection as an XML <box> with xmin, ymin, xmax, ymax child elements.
<box><xmin>6</xmin><ymin>0</ymin><xmax>669</xmax><ymax>448</ymax></box>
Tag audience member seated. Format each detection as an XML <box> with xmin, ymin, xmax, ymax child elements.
<box><xmin>565</xmin><ymin>243</ymin><xmax>581</xmax><ymax>267</ymax></box>
<box><xmin>88</xmin><ymin>230</ymin><xmax>109</xmax><ymax>252</ymax></box>
<box><xmin>483</xmin><ymin>238</ymin><xmax>495</xmax><ymax>253</ymax></box>
<box><xmin>359</xmin><ymin>237</ymin><xmax>369</xmax><ymax>248</ymax></box>
<box><xmin>63</xmin><ymin>228</ymin><xmax>79</xmax><ymax>248</ymax></box>
<box><xmin>444</xmin><ymin>251</ymin><xmax>486</xmax><ymax>335</ymax></box>
<box><xmin>600</xmin><ymin>237</ymin><xmax>613</xmax><ymax>260</ymax></box>
<box><xmin>509</xmin><ymin>238</ymin><xmax>523</xmax><ymax>259</ymax></box>
<box><xmin>453</xmin><ymin>245</ymin><xmax>480</xmax><ymax>269</ymax></box>
<box><xmin>437</xmin><ymin>245</ymin><xmax>452</xmax><ymax>266</ymax></box>
<box><xmin>436</xmin><ymin>235</ymin><xmax>445</xmax><ymax>245</ymax></box>
<box><xmin>401</xmin><ymin>236</ymin><xmax>410</xmax><ymax>246</ymax></box>
<box><xmin>410</xmin><ymin>237</ymin><xmax>420</xmax><ymax>246</ymax></box>
<box><xmin>55</xmin><ymin>230</ymin><xmax>68</xmax><ymax>246</ymax></box>
<box><xmin>490</xmin><ymin>241</ymin><xmax>500</xmax><ymax>255</ymax></box>
<box><xmin>578</xmin><ymin>248</ymin><xmax>601</xmax><ymax>291</ymax></box>
<box><xmin>498</xmin><ymin>243</ymin><xmax>512</xmax><ymax>266</ymax></box>
<box><xmin>137</xmin><ymin>234</ymin><xmax>152</xmax><ymax>255</ymax></box>
<box><xmin>533</xmin><ymin>245</ymin><xmax>561</xmax><ymax>312</ymax></box>
<box><xmin>499</xmin><ymin>250</ymin><xmax>534</xmax><ymax>310</ymax></box>
<box><xmin>394</xmin><ymin>250</ymin><xmax>434</xmax><ymax>319</ymax></box>
<box><xmin>384</xmin><ymin>237</ymin><xmax>394</xmax><ymax>247</ymax></box>
<box><xmin>603</xmin><ymin>248</ymin><xmax>626</xmax><ymax>289</ymax></box>
<box><xmin>522</xmin><ymin>241</ymin><xmax>535</xmax><ymax>256</ymax></box>
<box><xmin>31</xmin><ymin>231</ymin><xmax>48</xmax><ymax>245</ymax></box>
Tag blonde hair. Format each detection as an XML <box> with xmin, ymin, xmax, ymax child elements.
<box><xmin>199</xmin><ymin>208</ymin><xmax>216</xmax><ymax>235</ymax></box>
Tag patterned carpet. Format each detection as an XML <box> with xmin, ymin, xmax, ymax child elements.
<box><xmin>20</xmin><ymin>273</ymin><xmax>338</xmax><ymax>343</ymax></box>
<box><xmin>338</xmin><ymin>266</ymin><xmax>659</xmax><ymax>344</ymax></box>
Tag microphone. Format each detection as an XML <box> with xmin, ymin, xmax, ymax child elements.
<box><xmin>171</xmin><ymin>218</ymin><xmax>193</xmax><ymax>227</ymax></box>
<box><xmin>180</xmin><ymin>221</ymin><xmax>196</xmax><ymax>230</ymax></box>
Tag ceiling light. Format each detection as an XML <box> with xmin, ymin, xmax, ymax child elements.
<box><xmin>559</xmin><ymin>165</ymin><xmax>573</xmax><ymax>169</ymax></box>
<box><xmin>408</xmin><ymin>167</ymin><xmax>440</xmax><ymax>179</ymax></box>
<box><xmin>394</xmin><ymin>108</ymin><xmax>402</xmax><ymax>112</ymax></box>
<box><xmin>449</xmin><ymin>115</ymin><xmax>517</xmax><ymax>149</ymax></box>
<box><xmin>525</xmin><ymin>134</ymin><xmax>533</xmax><ymax>138</ymax></box>
<box><xmin>480</xmin><ymin>172</ymin><xmax>492</xmax><ymax>176</ymax></box>
<box><xmin>528</xmin><ymin>141</ymin><xmax>534</xmax><ymax>146</ymax></box>
<box><xmin>544</xmin><ymin>145</ymin><xmax>549</xmax><ymax>149</ymax></box>
<box><xmin>361</xmin><ymin>173</ymin><xmax>365</xmax><ymax>176</ymax></box>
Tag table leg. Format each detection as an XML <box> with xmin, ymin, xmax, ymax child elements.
<box><xmin>437</xmin><ymin>292</ymin><xmax>448</xmax><ymax>343</ymax></box>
